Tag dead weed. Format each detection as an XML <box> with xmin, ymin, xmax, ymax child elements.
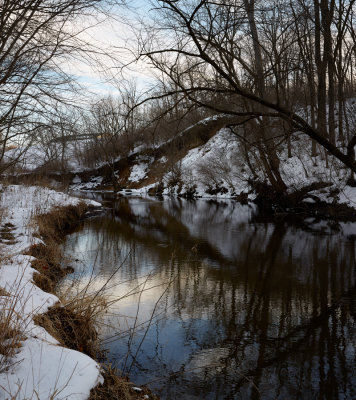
<box><xmin>34</xmin><ymin>303</ymin><xmax>98</xmax><ymax>358</ymax></box>
<box><xmin>35</xmin><ymin>202</ymin><xmax>88</xmax><ymax>242</ymax></box>
<box><xmin>90</xmin><ymin>365</ymin><xmax>159</xmax><ymax>400</ymax></box>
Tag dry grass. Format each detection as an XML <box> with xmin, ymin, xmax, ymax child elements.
<box><xmin>0</xmin><ymin>204</ymin><xmax>25</xmax><ymax>372</ymax></box>
<box><xmin>32</xmin><ymin>271</ymin><xmax>55</xmax><ymax>293</ymax></box>
<box><xmin>30</xmin><ymin>201</ymin><xmax>102</xmax><ymax>358</ymax></box>
<box><xmin>25</xmin><ymin>202</ymin><xmax>88</xmax><ymax>294</ymax></box>
<box><xmin>35</xmin><ymin>201</ymin><xmax>88</xmax><ymax>243</ymax></box>
<box><xmin>90</xmin><ymin>366</ymin><xmax>132</xmax><ymax>400</ymax></box>
<box><xmin>0</xmin><ymin>322</ymin><xmax>22</xmax><ymax>362</ymax></box>
<box><xmin>33</xmin><ymin>284</ymin><xmax>159</xmax><ymax>400</ymax></box>
<box><xmin>27</xmin><ymin>242</ymin><xmax>64</xmax><ymax>294</ymax></box>
<box><xmin>0</xmin><ymin>286</ymin><xmax>28</xmax><ymax>373</ymax></box>
<box><xmin>22</xmin><ymin>174</ymin><xmax>55</xmax><ymax>189</ymax></box>
<box><xmin>89</xmin><ymin>365</ymin><xmax>159</xmax><ymax>400</ymax></box>
<box><xmin>29</xmin><ymin>201</ymin><xmax>105</xmax><ymax>358</ymax></box>
<box><xmin>4</xmin><ymin>172</ymin><xmax>71</xmax><ymax>191</ymax></box>
<box><xmin>33</xmin><ymin>292</ymin><xmax>105</xmax><ymax>358</ymax></box>
<box><xmin>0</xmin><ymin>287</ymin><xmax>9</xmax><ymax>297</ymax></box>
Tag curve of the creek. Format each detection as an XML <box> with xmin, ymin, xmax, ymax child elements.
<box><xmin>61</xmin><ymin>193</ymin><xmax>356</xmax><ymax>400</ymax></box>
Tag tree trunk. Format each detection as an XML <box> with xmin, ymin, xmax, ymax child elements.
<box><xmin>244</xmin><ymin>0</ymin><xmax>287</xmax><ymax>193</ymax></box>
<box><xmin>314</xmin><ymin>0</ymin><xmax>328</xmax><ymax>139</ymax></box>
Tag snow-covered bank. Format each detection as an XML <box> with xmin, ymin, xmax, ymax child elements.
<box><xmin>148</xmin><ymin>128</ymin><xmax>356</xmax><ymax>204</ymax></box>
<box><xmin>6</xmin><ymin>112</ymin><xmax>356</xmax><ymax>214</ymax></box>
<box><xmin>0</xmin><ymin>185</ymin><xmax>102</xmax><ymax>400</ymax></box>
<box><xmin>69</xmin><ymin>128</ymin><xmax>356</xmax><ymax>214</ymax></box>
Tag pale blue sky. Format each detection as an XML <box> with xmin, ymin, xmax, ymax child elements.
<box><xmin>69</xmin><ymin>0</ymin><xmax>159</xmax><ymax>99</ymax></box>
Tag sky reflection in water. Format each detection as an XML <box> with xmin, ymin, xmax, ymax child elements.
<box><xmin>62</xmin><ymin>197</ymin><xmax>356</xmax><ymax>399</ymax></box>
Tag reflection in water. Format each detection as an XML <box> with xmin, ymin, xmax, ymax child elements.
<box><xmin>62</xmin><ymin>197</ymin><xmax>356</xmax><ymax>399</ymax></box>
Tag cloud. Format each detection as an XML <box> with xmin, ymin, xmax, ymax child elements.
<box><xmin>59</xmin><ymin>4</ymin><xmax>158</xmax><ymax>98</ymax></box>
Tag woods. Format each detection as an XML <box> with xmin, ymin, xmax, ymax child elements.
<box><xmin>135</xmin><ymin>0</ymin><xmax>356</xmax><ymax>192</ymax></box>
<box><xmin>3</xmin><ymin>0</ymin><xmax>356</xmax><ymax>197</ymax></box>
<box><xmin>3</xmin><ymin>2</ymin><xmax>356</xmax><ymax>399</ymax></box>
<box><xmin>0</xmin><ymin>0</ymin><xmax>120</xmax><ymax>172</ymax></box>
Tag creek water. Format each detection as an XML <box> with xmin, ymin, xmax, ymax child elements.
<box><xmin>62</xmin><ymin>195</ymin><xmax>356</xmax><ymax>399</ymax></box>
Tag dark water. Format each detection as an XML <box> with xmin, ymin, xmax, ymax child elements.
<box><xmin>62</xmin><ymin>196</ymin><xmax>356</xmax><ymax>399</ymax></box>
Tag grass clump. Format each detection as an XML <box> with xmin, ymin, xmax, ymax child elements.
<box><xmin>90</xmin><ymin>365</ymin><xmax>159</xmax><ymax>400</ymax></box>
<box><xmin>34</xmin><ymin>289</ymin><xmax>158</xmax><ymax>399</ymax></box>
<box><xmin>33</xmin><ymin>284</ymin><xmax>106</xmax><ymax>359</ymax></box>
<box><xmin>27</xmin><ymin>202</ymin><xmax>88</xmax><ymax>293</ymax></box>
<box><xmin>0</xmin><ymin>287</ymin><xmax>27</xmax><ymax>373</ymax></box>
<box><xmin>35</xmin><ymin>202</ymin><xmax>88</xmax><ymax>243</ymax></box>
<box><xmin>27</xmin><ymin>243</ymin><xmax>65</xmax><ymax>294</ymax></box>
<box><xmin>33</xmin><ymin>301</ymin><xmax>99</xmax><ymax>358</ymax></box>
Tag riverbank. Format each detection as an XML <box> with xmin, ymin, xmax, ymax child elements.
<box><xmin>0</xmin><ymin>185</ymin><xmax>157</xmax><ymax>400</ymax></box>
<box><xmin>6</xmin><ymin>116</ymin><xmax>356</xmax><ymax>221</ymax></box>
<box><xmin>63</xmin><ymin>127</ymin><xmax>356</xmax><ymax>220</ymax></box>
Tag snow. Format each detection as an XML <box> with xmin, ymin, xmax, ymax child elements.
<box><xmin>131</xmin><ymin>128</ymin><xmax>250</xmax><ymax>198</ymax></box>
<box><xmin>0</xmin><ymin>185</ymin><xmax>102</xmax><ymax>399</ymax></box>
<box><xmin>337</xmin><ymin>185</ymin><xmax>356</xmax><ymax>207</ymax></box>
<box><xmin>126</xmin><ymin>126</ymin><xmax>356</xmax><ymax>207</ymax></box>
<box><xmin>74</xmin><ymin>176</ymin><xmax>103</xmax><ymax>191</ymax></box>
<box><xmin>128</xmin><ymin>163</ymin><xmax>148</xmax><ymax>182</ymax></box>
<box><xmin>72</xmin><ymin>175</ymin><xmax>82</xmax><ymax>184</ymax></box>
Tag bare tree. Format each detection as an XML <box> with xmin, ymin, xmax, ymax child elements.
<box><xmin>0</xmin><ymin>0</ymin><xmax>121</xmax><ymax>173</ymax></box>
<box><xmin>82</xmin><ymin>90</ymin><xmax>145</xmax><ymax>191</ymax></box>
<box><xmin>85</xmin><ymin>97</ymin><xmax>123</xmax><ymax>191</ymax></box>
<box><xmin>135</xmin><ymin>0</ymin><xmax>356</xmax><ymax>192</ymax></box>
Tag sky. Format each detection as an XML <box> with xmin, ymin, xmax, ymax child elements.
<box><xmin>68</xmin><ymin>0</ymin><xmax>158</xmax><ymax>99</ymax></box>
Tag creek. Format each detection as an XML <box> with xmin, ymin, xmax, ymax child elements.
<box><xmin>62</xmin><ymin>195</ymin><xmax>356</xmax><ymax>399</ymax></box>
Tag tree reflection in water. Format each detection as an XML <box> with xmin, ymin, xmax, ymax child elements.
<box><xmin>62</xmin><ymin>197</ymin><xmax>356</xmax><ymax>399</ymax></box>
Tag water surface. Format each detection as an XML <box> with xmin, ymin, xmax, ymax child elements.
<box><xmin>62</xmin><ymin>196</ymin><xmax>356</xmax><ymax>399</ymax></box>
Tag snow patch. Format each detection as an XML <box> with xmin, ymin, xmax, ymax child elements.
<box><xmin>129</xmin><ymin>163</ymin><xmax>148</xmax><ymax>182</ymax></box>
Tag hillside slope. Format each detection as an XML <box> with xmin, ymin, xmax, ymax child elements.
<box><xmin>6</xmin><ymin>111</ymin><xmax>356</xmax><ymax>214</ymax></box>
